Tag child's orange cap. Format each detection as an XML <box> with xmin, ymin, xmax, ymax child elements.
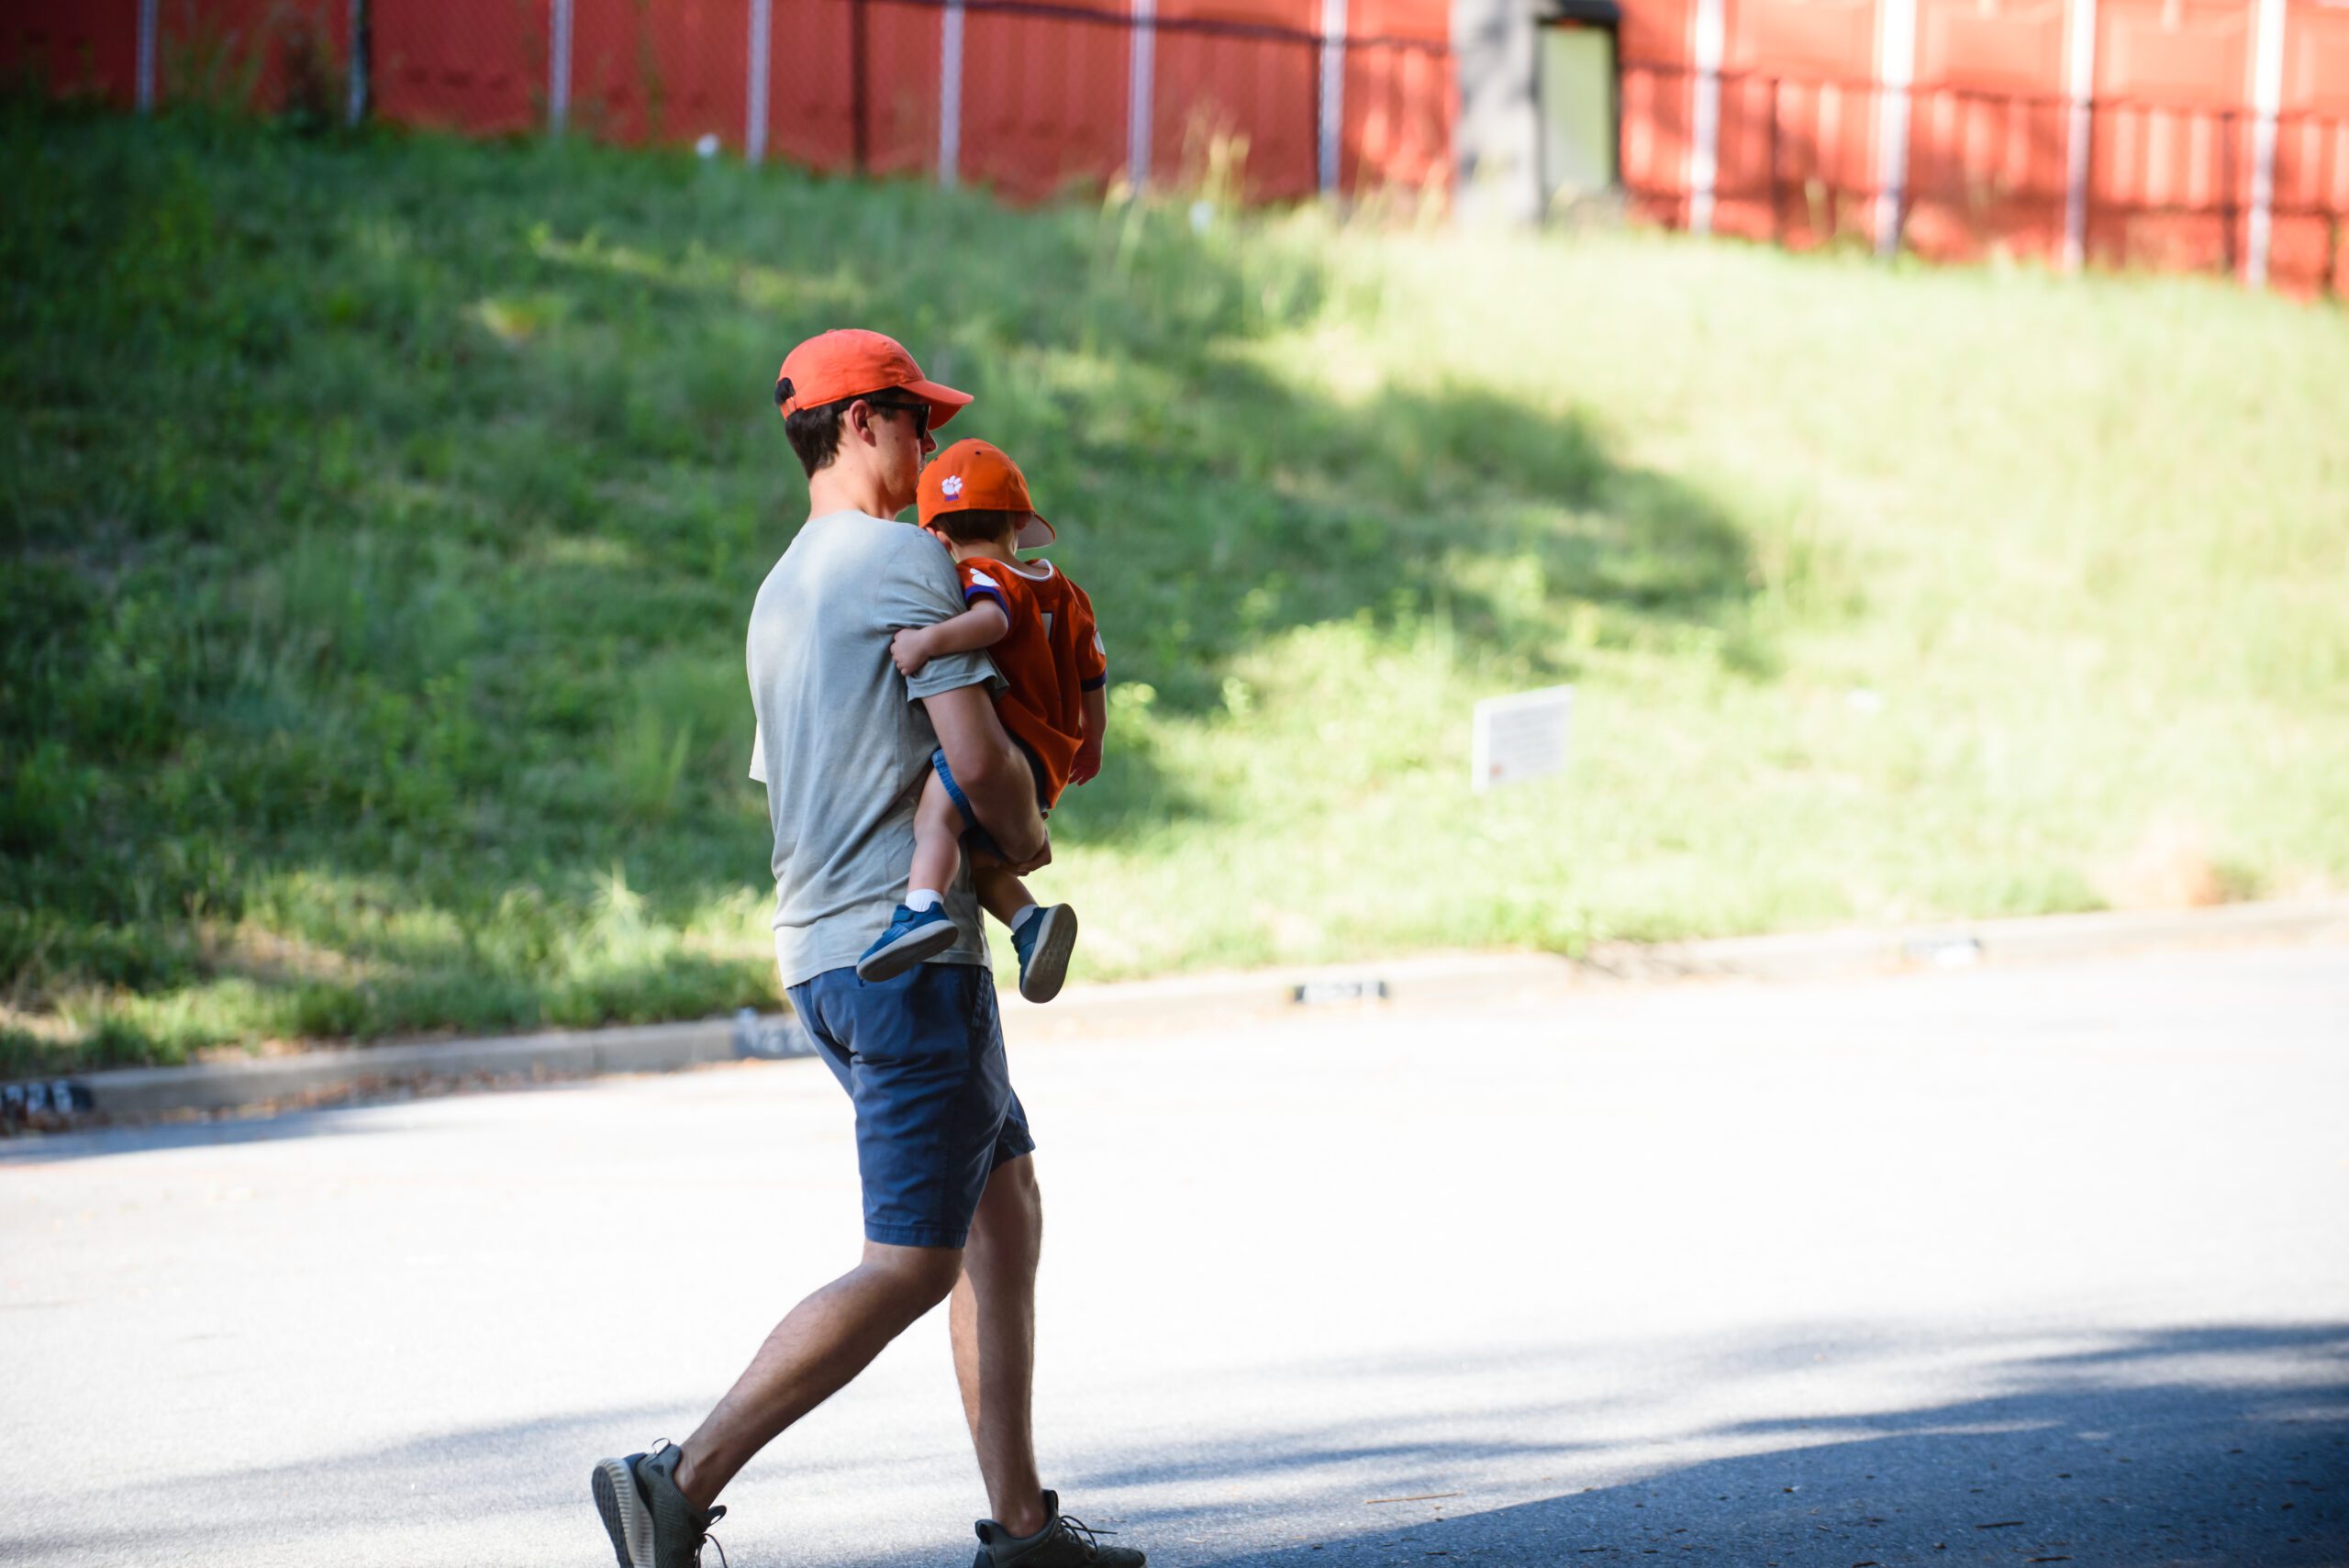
<box><xmin>918</xmin><ymin>439</ymin><xmax>1057</xmax><ymax>549</ymax></box>
<box><xmin>774</xmin><ymin>328</ymin><xmax>972</xmax><ymax>428</ymax></box>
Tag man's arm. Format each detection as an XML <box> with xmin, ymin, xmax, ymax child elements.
<box><xmin>892</xmin><ymin>601</ymin><xmax>1008</xmax><ymax>677</ymax></box>
<box><xmin>920</xmin><ymin>684</ymin><xmax>1049</xmax><ymax>872</ymax></box>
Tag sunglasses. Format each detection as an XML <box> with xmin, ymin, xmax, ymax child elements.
<box><xmin>863</xmin><ymin>397</ymin><xmax>931</xmax><ymax>438</ymax></box>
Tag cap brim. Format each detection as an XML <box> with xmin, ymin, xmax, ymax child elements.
<box><xmin>907</xmin><ymin>378</ymin><xmax>974</xmax><ymax>429</ymax></box>
<box><xmin>1015</xmin><ymin>511</ymin><xmax>1056</xmax><ymax>550</ymax></box>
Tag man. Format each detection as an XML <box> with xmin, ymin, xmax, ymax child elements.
<box><xmin>591</xmin><ymin>328</ymin><xmax>1145</xmax><ymax>1568</ymax></box>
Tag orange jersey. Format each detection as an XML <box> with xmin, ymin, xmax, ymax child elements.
<box><xmin>956</xmin><ymin>557</ymin><xmax>1107</xmax><ymax>805</ymax></box>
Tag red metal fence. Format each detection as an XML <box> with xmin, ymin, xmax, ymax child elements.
<box><xmin>1622</xmin><ymin>59</ymin><xmax>2347</xmax><ymax>291</ymax></box>
<box><xmin>0</xmin><ymin>0</ymin><xmax>1452</xmax><ymax>203</ymax></box>
<box><xmin>5</xmin><ymin>0</ymin><xmax>2342</xmax><ymax>291</ymax></box>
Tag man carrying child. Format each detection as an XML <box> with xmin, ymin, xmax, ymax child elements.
<box><xmin>590</xmin><ymin>328</ymin><xmax>1143</xmax><ymax>1568</ymax></box>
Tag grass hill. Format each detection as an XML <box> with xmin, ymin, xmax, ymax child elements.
<box><xmin>5</xmin><ymin>101</ymin><xmax>2344</xmax><ymax>1071</ymax></box>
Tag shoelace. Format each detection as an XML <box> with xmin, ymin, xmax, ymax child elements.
<box><xmin>646</xmin><ymin>1441</ymin><xmax>729</xmax><ymax>1568</ymax></box>
<box><xmin>1052</xmin><ymin>1513</ymin><xmax>1118</xmax><ymax>1557</ymax></box>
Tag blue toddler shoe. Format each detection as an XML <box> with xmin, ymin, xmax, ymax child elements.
<box><xmin>856</xmin><ymin>903</ymin><xmax>960</xmax><ymax>983</ymax></box>
<box><xmin>1010</xmin><ymin>905</ymin><xmax>1078</xmax><ymax>1004</ymax></box>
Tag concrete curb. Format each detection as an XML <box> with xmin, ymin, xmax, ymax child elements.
<box><xmin>72</xmin><ymin>1017</ymin><xmax>742</xmax><ymax>1119</ymax></box>
<box><xmin>1000</xmin><ymin>895</ymin><xmax>2349</xmax><ymax>1036</ymax></box>
<box><xmin>36</xmin><ymin>895</ymin><xmax>2349</xmax><ymax>1123</ymax></box>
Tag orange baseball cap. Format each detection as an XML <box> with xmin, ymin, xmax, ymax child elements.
<box><xmin>774</xmin><ymin>328</ymin><xmax>973</xmax><ymax>429</ymax></box>
<box><xmin>918</xmin><ymin>439</ymin><xmax>1057</xmax><ymax>550</ymax></box>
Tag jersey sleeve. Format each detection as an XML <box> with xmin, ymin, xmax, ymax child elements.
<box><xmin>1072</xmin><ymin>583</ymin><xmax>1108</xmax><ymax>691</ymax></box>
<box><xmin>959</xmin><ymin>563</ymin><xmax>1014</xmax><ymax>625</ymax></box>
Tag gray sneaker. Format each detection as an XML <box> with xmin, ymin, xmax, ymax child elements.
<box><xmin>591</xmin><ymin>1442</ymin><xmax>728</xmax><ymax>1568</ymax></box>
<box><xmin>974</xmin><ymin>1490</ymin><xmax>1144</xmax><ymax>1568</ymax></box>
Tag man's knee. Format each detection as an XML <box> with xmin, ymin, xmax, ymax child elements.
<box><xmin>982</xmin><ymin>1153</ymin><xmax>1040</xmax><ymax>1218</ymax></box>
<box><xmin>970</xmin><ymin>1155</ymin><xmax>1041</xmax><ymax>1254</ymax></box>
<box><xmin>861</xmin><ymin>1240</ymin><xmax>965</xmax><ymax>1309</ymax></box>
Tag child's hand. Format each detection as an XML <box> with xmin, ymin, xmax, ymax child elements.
<box><xmin>1070</xmin><ymin>740</ymin><xmax>1104</xmax><ymax>785</ymax></box>
<box><xmin>891</xmin><ymin>627</ymin><xmax>933</xmax><ymax>677</ymax></box>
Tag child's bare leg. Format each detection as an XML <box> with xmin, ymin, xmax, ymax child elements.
<box><xmin>970</xmin><ymin>857</ymin><xmax>1036</xmax><ymax>929</ymax></box>
<box><xmin>909</xmin><ymin>772</ymin><xmax>965</xmax><ymax>902</ymax></box>
<box><xmin>975</xmin><ymin>849</ymin><xmax>1076</xmax><ymax>1004</ymax></box>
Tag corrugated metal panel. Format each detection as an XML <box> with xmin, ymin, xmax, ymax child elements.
<box><xmin>372</xmin><ymin>0</ymin><xmax>541</xmax><ymax>134</ymax></box>
<box><xmin>2268</xmin><ymin>0</ymin><xmax>2349</xmax><ymax>290</ymax></box>
<box><xmin>1905</xmin><ymin>0</ymin><xmax>2070</xmax><ymax>263</ymax></box>
<box><xmin>2089</xmin><ymin>0</ymin><xmax>2254</xmax><ymax>272</ymax></box>
<box><xmin>573</xmin><ymin>0</ymin><xmax>748</xmax><ymax>148</ymax></box>
<box><xmin>957</xmin><ymin>0</ymin><xmax>1130</xmax><ymax>198</ymax></box>
<box><xmin>1719</xmin><ymin>0</ymin><xmax>1884</xmax><ymax>245</ymax></box>
<box><xmin>1151</xmin><ymin>0</ymin><xmax>1320</xmax><ymax>198</ymax></box>
<box><xmin>2</xmin><ymin>0</ymin><xmax>141</xmax><ymax>107</ymax></box>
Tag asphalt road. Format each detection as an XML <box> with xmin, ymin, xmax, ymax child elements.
<box><xmin>5</xmin><ymin>941</ymin><xmax>2345</xmax><ymax>1567</ymax></box>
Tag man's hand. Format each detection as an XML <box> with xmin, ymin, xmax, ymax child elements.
<box><xmin>999</xmin><ymin>829</ymin><xmax>1052</xmax><ymax>878</ymax></box>
<box><xmin>891</xmin><ymin>627</ymin><xmax>934</xmax><ymax>677</ymax></box>
<box><xmin>1070</xmin><ymin>740</ymin><xmax>1104</xmax><ymax>786</ymax></box>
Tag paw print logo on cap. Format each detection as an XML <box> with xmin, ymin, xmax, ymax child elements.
<box><xmin>941</xmin><ymin>476</ymin><xmax>964</xmax><ymax>498</ymax></box>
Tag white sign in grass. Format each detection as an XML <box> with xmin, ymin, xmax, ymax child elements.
<box><xmin>1471</xmin><ymin>684</ymin><xmax>1575</xmax><ymax>793</ymax></box>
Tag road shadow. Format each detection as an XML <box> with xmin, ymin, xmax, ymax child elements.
<box><xmin>5</xmin><ymin>1322</ymin><xmax>2338</xmax><ymax>1566</ymax></box>
<box><xmin>1124</xmin><ymin>1322</ymin><xmax>2349</xmax><ymax>1568</ymax></box>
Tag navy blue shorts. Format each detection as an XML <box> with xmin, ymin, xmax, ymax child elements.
<box><xmin>930</xmin><ymin>742</ymin><xmax>1051</xmax><ymax>862</ymax></box>
<box><xmin>787</xmin><ymin>962</ymin><xmax>1035</xmax><ymax>1249</ymax></box>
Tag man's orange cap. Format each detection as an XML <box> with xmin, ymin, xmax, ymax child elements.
<box><xmin>918</xmin><ymin>439</ymin><xmax>1057</xmax><ymax>550</ymax></box>
<box><xmin>774</xmin><ymin>328</ymin><xmax>973</xmax><ymax>429</ymax></box>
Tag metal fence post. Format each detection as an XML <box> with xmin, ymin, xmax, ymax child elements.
<box><xmin>2245</xmin><ymin>0</ymin><xmax>2284</xmax><ymax>285</ymax></box>
<box><xmin>747</xmin><ymin>0</ymin><xmax>772</xmax><ymax>163</ymax></box>
<box><xmin>346</xmin><ymin>0</ymin><xmax>370</xmax><ymax>127</ymax></box>
<box><xmin>1689</xmin><ymin>0</ymin><xmax>1726</xmax><ymax>233</ymax></box>
<box><xmin>2061</xmin><ymin>0</ymin><xmax>2099</xmax><ymax>269</ymax></box>
<box><xmin>1128</xmin><ymin>0</ymin><xmax>1157</xmax><ymax>187</ymax></box>
<box><xmin>939</xmin><ymin>0</ymin><xmax>965</xmax><ymax>187</ymax></box>
<box><xmin>1875</xmin><ymin>0</ymin><xmax>1918</xmax><ymax>257</ymax></box>
<box><xmin>137</xmin><ymin>0</ymin><xmax>158</xmax><ymax>112</ymax></box>
<box><xmin>851</xmin><ymin>0</ymin><xmax>870</xmax><ymax>174</ymax></box>
<box><xmin>1317</xmin><ymin>0</ymin><xmax>1348</xmax><ymax>195</ymax></box>
<box><xmin>550</xmin><ymin>0</ymin><xmax>574</xmax><ymax>136</ymax></box>
<box><xmin>2220</xmin><ymin>106</ymin><xmax>2239</xmax><ymax>279</ymax></box>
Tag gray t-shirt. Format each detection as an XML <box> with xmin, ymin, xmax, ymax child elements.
<box><xmin>747</xmin><ymin>509</ymin><xmax>1000</xmax><ymax>987</ymax></box>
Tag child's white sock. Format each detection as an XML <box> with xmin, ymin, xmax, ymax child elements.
<box><xmin>907</xmin><ymin>888</ymin><xmax>943</xmax><ymax>913</ymax></box>
<box><xmin>1008</xmin><ymin>903</ymin><xmax>1042</xmax><ymax>933</ymax></box>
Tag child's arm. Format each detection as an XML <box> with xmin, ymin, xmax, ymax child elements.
<box><xmin>1071</xmin><ymin>684</ymin><xmax>1108</xmax><ymax>784</ymax></box>
<box><xmin>893</xmin><ymin>600</ymin><xmax>1008</xmax><ymax>677</ymax></box>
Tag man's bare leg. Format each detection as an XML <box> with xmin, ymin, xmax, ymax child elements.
<box><xmin>672</xmin><ymin>1241</ymin><xmax>965</xmax><ymax>1510</ymax></box>
<box><xmin>952</xmin><ymin>1154</ymin><xmax>1048</xmax><ymax>1537</ymax></box>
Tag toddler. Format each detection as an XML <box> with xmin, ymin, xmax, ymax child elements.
<box><xmin>857</xmin><ymin>439</ymin><xmax>1108</xmax><ymax>1003</ymax></box>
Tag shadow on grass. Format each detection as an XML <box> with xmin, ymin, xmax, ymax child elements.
<box><xmin>3</xmin><ymin>106</ymin><xmax>1766</xmax><ymax>1059</ymax></box>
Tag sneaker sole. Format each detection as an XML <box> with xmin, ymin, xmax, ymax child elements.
<box><xmin>591</xmin><ymin>1456</ymin><xmax>653</xmax><ymax>1568</ymax></box>
<box><xmin>857</xmin><ymin>918</ymin><xmax>961</xmax><ymax>984</ymax></box>
<box><xmin>1019</xmin><ymin>906</ymin><xmax>1078</xmax><ymax>1004</ymax></box>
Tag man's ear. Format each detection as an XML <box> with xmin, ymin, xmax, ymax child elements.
<box><xmin>842</xmin><ymin>397</ymin><xmax>876</xmax><ymax>446</ymax></box>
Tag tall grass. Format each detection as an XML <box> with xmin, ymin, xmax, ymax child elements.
<box><xmin>4</xmin><ymin>100</ymin><xmax>2343</xmax><ymax>1071</ymax></box>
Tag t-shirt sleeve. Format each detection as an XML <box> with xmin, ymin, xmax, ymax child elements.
<box><xmin>748</xmin><ymin>717</ymin><xmax>766</xmax><ymax>784</ymax></box>
<box><xmin>886</xmin><ymin>538</ymin><xmax>1004</xmax><ymax>701</ymax></box>
<box><xmin>1073</xmin><ymin>584</ymin><xmax>1108</xmax><ymax>691</ymax></box>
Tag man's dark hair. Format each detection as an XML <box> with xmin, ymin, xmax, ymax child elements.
<box><xmin>776</xmin><ymin>377</ymin><xmax>927</xmax><ymax>479</ymax></box>
<box><xmin>930</xmin><ymin>507</ymin><xmax>1022</xmax><ymax>547</ymax></box>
